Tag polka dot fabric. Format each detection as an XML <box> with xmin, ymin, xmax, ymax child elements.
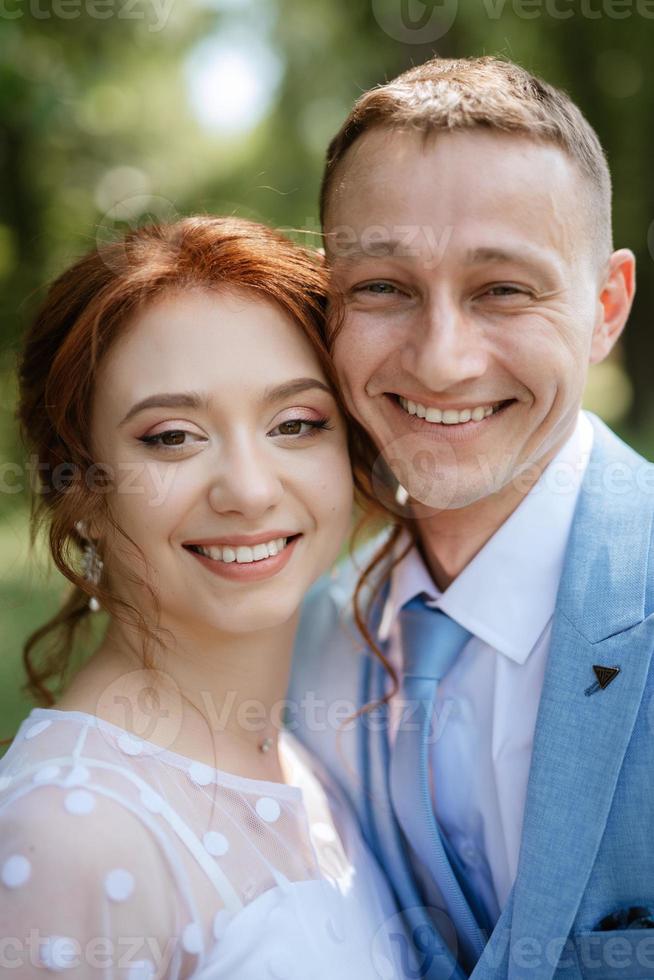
<box><xmin>0</xmin><ymin>708</ymin><xmax>403</xmax><ymax>978</ymax></box>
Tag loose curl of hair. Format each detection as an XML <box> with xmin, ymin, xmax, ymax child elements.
<box><xmin>7</xmin><ymin>215</ymin><xmax>413</xmax><ymax>746</ymax></box>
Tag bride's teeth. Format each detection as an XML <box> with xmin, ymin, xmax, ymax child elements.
<box><xmin>399</xmin><ymin>397</ymin><xmax>500</xmax><ymax>425</ymax></box>
<box><xmin>192</xmin><ymin>536</ymin><xmax>291</xmax><ymax>564</ymax></box>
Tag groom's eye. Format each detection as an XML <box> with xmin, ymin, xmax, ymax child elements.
<box><xmin>355</xmin><ymin>282</ymin><xmax>401</xmax><ymax>295</ymax></box>
<box><xmin>484</xmin><ymin>284</ymin><xmax>527</xmax><ymax>297</ymax></box>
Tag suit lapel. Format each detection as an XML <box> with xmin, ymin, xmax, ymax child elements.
<box><xmin>508</xmin><ymin>417</ymin><xmax>654</xmax><ymax>980</ymax></box>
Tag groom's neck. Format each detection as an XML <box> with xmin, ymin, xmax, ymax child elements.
<box><xmin>414</xmin><ymin>445</ymin><xmax>561</xmax><ymax>591</ymax></box>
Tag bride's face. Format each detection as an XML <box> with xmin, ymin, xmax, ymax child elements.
<box><xmin>90</xmin><ymin>287</ymin><xmax>353</xmax><ymax>636</ymax></box>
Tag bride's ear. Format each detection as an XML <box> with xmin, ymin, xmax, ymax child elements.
<box><xmin>590</xmin><ymin>248</ymin><xmax>636</xmax><ymax>364</ymax></box>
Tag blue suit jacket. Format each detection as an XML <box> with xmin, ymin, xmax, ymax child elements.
<box><xmin>288</xmin><ymin>415</ymin><xmax>654</xmax><ymax>979</ymax></box>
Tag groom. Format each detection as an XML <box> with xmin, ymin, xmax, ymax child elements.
<box><xmin>289</xmin><ymin>56</ymin><xmax>654</xmax><ymax>979</ymax></box>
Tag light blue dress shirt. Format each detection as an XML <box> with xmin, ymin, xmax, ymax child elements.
<box><xmin>379</xmin><ymin>412</ymin><xmax>595</xmax><ymax>921</ymax></box>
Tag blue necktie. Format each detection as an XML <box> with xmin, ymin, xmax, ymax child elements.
<box><xmin>389</xmin><ymin>596</ymin><xmax>486</xmax><ymax>969</ymax></box>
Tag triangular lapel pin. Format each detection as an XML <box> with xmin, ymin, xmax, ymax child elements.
<box><xmin>584</xmin><ymin>664</ymin><xmax>621</xmax><ymax>697</ymax></box>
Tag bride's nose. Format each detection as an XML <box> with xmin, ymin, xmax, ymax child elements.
<box><xmin>207</xmin><ymin>435</ymin><xmax>284</xmax><ymax>519</ymax></box>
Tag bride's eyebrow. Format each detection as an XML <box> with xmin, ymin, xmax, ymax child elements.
<box><xmin>261</xmin><ymin>378</ymin><xmax>334</xmax><ymax>402</ymax></box>
<box><xmin>119</xmin><ymin>392</ymin><xmax>207</xmax><ymax>427</ymax></box>
<box><xmin>119</xmin><ymin>379</ymin><xmax>334</xmax><ymax>427</ymax></box>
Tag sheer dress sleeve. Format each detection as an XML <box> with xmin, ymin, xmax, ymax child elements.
<box><xmin>0</xmin><ymin>775</ymin><xmax>195</xmax><ymax>978</ymax></box>
<box><xmin>0</xmin><ymin>713</ymin><xmax>250</xmax><ymax>979</ymax></box>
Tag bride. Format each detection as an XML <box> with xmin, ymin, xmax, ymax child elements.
<box><xmin>0</xmin><ymin>217</ymin><xmax>406</xmax><ymax>978</ymax></box>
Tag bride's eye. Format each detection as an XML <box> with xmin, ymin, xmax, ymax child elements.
<box><xmin>268</xmin><ymin>417</ymin><xmax>332</xmax><ymax>438</ymax></box>
<box><xmin>138</xmin><ymin>430</ymin><xmax>205</xmax><ymax>449</ymax></box>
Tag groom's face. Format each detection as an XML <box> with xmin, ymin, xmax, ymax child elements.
<box><xmin>325</xmin><ymin>128</ymin><xmax>606</xmax><ymax>509</ymax></box>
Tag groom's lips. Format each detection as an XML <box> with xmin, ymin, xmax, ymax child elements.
<box><xmin>385</xmin><ymin>393</ymin><xmax>517</xmax><ymax>441</ymax></box>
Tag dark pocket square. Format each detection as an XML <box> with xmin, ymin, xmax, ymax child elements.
<box><xmin>597</xmin><ymin>907</ymin><xmax>654</xmax><ymax>930</ymax></box>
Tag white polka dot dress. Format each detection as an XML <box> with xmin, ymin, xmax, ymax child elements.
<box><xmin>0</xmin><ymin>708</ymin><xmax>404</xmax><ymax>978</ymax></box>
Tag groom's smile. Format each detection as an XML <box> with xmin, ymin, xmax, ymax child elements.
<box><xmin>325</xmin><ymin>126</ymin><xmax>613</xmax><ymax>510</ymax></box>
<box><xmin>391</xmin><ymin>393</ymin><xmax>517</xmax><ymax>442</ymax></box>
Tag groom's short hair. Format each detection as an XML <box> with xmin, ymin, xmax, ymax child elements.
<box><xmin>320</xmin><ymin>56</ymin><xmax>612</xmax><ymax>265</ymax></box>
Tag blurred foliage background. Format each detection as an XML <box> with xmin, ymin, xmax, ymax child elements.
<box><xmin>1</xmin><ymin>0</ymin><xmax>653</xmax><ymax>742</ymax></box>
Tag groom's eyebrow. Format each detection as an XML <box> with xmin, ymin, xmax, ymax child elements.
<box><xmin>330</xmin><ymin>238</ymin><xmax>405</xmax><ymax>260</ymax></box>
<box><xmin>464</xmin><ymin>246</ymin><xmax>553</xmax><ymax>278</ymax></box>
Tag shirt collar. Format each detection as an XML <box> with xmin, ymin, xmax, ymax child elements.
<box><xmin>378</xmin><ymin>411</ymin><xmax>594</xmax><ymax>665</ymax></box>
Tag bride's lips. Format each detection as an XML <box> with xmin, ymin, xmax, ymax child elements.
<box><xmin>183</xmin><ymin>534</ymin><xmax>302</xmax><ymax>582</ymax></box>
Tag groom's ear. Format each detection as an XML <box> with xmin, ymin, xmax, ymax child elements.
<box><xmin>589</xmin><ymin>248</ymin><xmax>636</xmax><ymax>364</ymax></box>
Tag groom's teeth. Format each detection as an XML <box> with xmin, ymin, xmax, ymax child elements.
<box><xmin>399</xmin><ymin>397</ymin><xmax>500</xmax><ymax>424</ymax></box>
<box><xmin>193</xmin><ymin>537</ymin><xmax>288</xmax><ymax>563</ymax></box>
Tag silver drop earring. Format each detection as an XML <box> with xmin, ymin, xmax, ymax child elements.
<box><xmin>76</xmin><ymin>521</ymin><xmax>103</xmax><ymax>612</ymax></box>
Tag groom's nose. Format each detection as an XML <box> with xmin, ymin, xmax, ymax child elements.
<box><xmin>401</xmin><ymin>295</ymin><xmax>489</xmax><ymax>390</ymax></box>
